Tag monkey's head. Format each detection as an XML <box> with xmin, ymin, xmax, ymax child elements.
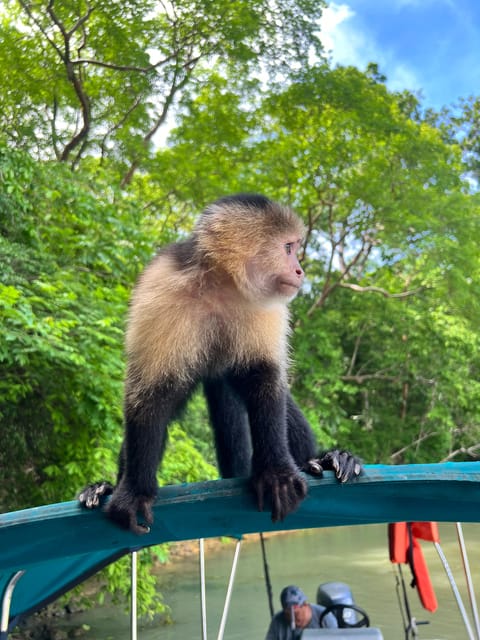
<box><xmin>195</xmin><ymin>194</ymin><xmax>305</xmax><ymax>304</ymax></box>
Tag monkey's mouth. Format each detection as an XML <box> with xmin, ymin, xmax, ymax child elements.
<box><xmin>279</xmin><ymin>281</ymin><xmax>301</xmax><ymax>291</ymax></box>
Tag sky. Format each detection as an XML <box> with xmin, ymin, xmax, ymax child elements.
<box><xmin>318</xmin><ymin>0</ymin><xmax>480</xmax><ymax>110</ymax></box>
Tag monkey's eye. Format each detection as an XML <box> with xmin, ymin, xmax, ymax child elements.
<box><xmin>285</xmin><ymin>243</ymin><xmax>293</xmax><ymax>255</ymax></box>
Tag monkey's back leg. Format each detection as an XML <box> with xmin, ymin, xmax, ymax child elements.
<box><xmin>286</xmin><ymin>392</ymin><xmax>318</xmax><ymax>465</ymax></box>
<box><xmin>203</xmin><ymin>378</ymin><xmax>252</xmax><ymax>478</ymax></box>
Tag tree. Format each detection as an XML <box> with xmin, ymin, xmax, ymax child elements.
<box><xmin>0</xmin><ymin>142</ymin><xmax>218</xmax><ymax>509</ymax></box>
<box><xmin>0</xmin><ymin>141</ymin><xmax>220</xmax><ymax>615</ymax></box>
<box><xmin>145</xmin><ymin>64</ymin><xmax>480</xmax><ymax>462</ymax></box>
<box><xmin>1</xmin><ymin>0</ymin><xmax>325</xmax><ymax>184</ymax></box>
<box><xmin>254</xmin><ymin>66</ymin><xmax>480</xmax><ymax>461</ymax></box>
<box><xmin>3</xmin><ymin>7</ymin><xmax>480</xmax><ymax>612</ymax></box>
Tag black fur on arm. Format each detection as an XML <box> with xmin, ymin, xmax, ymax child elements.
<box><xmin>227</xmin><ymin>362</ymin><xmax>308</xmax><ymax>522</ymax></box>
<box><xmin>104</xmin><ymin>378</ymin><xmax>194</xmax><ymax>534</ymax></box>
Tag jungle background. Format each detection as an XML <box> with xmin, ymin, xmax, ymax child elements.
<box><xmin>1</xmin><ymin>0</ymin><xmax>480</xmax><ymax>617</ymax></box>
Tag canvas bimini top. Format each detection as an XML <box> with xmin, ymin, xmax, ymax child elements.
<box><xmin>2</xmin><ymin>462</ymin><xmax>480</xmax><ymax>633</ymax></box>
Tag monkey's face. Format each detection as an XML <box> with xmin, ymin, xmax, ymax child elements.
<box><xmin>245</xmin><ymin>237</ymin><xmax>304</xmax><ymax>303</ymax></box>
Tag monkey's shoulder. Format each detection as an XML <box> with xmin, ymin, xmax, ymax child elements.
<box><xmin>131</xmin><ymin>251</ymin><xmax>194</xmax><ymax>304</ymax></box>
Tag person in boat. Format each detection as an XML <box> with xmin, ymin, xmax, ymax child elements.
<box><xmin>265</xmin><ymin>584</ymin><xmax>337</xmax><ymax>639</ymax></box>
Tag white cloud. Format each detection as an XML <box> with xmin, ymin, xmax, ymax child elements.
<box><xmin>318</xmin><ymin>3</ymin><xmax>356</xmax><ymax>57</ymax></box>
<box><xmin>318</xmin><ymin>3</ymin><xmax>422</xmax><ymax>95</ymax></box>
<box><xmin>319</xmin><ymin>4</ymin><xmax>367</xmax><ymax>66</ymax></box>
<box><xmin>386</xmin><ymin>63</ymin><xmax>421</xmax><ymax>95</ymax></box>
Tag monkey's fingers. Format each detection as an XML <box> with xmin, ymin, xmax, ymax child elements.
<box><xmin>304</xmin><ymin>458</ymin><xmax>324</xmax><ymax>476</ymax></box>
<box><xmin>318</xmin><ymin>450</ymin><xmax>363</xmax><ymax>483</ymax></box>
<box><xmin>137</xmin><ymin>497</ymin><xmax>154</xmax><ymax>534</ymax></box>
<box><xmin>280</xmin><ymin>474</ymin><xmax>307</xmax><ymax>520</ymax></box>
<box><xmin>105</xmin><ymin>493</ymin><xmax>153</xmax><ymax>535</ymax></box>
<box><xmin>271</xmin><ymin>477</ymin><xmax>284</xmax><ymax>522</ymax></box>
<box><xmin>292</xmin><ymin>474</ymin><xmax>308</xmax><ymax>500</ymax></box>
<box><xmin>131</xmin><ymin>519</ymin><xmax>151</xmax><ymax>535</ymax></box>
<box><xmin>253</xmin><ymin>472</ymin><xmax>291</xmax><ymax>521</ymax></box>
<box><xmin>272</xmin><ymin>472</ymin><xmax>307</xmax><ymax>522</ymax></box>
<box><xmin>253</xmin><ymin>469</ymin><xmax>307</xmax><ymax>521</ymax></box>
<box><xmin>78</xmin><ymin>481</ymin><xmax>114</xmax><ymax>509</ymax></box>
<box><xmin>253</xmin><ymin>475</ymin><xmax>266</xmax><ymax>513</ymax></box>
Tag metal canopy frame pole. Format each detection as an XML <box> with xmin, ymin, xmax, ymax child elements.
<box><xmin>131</xmin><ymin>551</ymin><xmax>138</xmax><ymax>640</ymax></box>
<box><xmin>456</xmin><ymin>523</ymin><xmax>480</xmax><ymax>640</ymax></box>
<box><xmin>216</xmin><ymin>538</ymin><xmax>242</xmax><ymax>640</ymax></box>
<box><xmin>434</xmin><ymin>541</ymin><xmax>476</xmax><ymax>640</ymax></box>
<box><xmin>1</xmin><ymin>570</ymin><xmax>25</xmax><ymax>640</ymax></box>
<box><xmin>199</xmin><ymin>538</ymin><xmax>208</xmax><ymax>640</ymax></box>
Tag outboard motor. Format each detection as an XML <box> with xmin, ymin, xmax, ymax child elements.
<box><xmin>302</xmin><ymin>582</ymin><xmax>383</xmax><ymax>639</ymax></box>
<box><xmin>317</xmin><ymin>582</ymin><xmax>362</xmax><ymax>627</ymax></box>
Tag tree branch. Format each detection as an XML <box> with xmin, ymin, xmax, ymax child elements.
<box><xmin>18</xmin><ymin>0</ymin><xmax>64</xmax><ymax>59</ymax></box>
<box><xmin>338</xmin><ymin>283</ymin><xmax>425</xmax><ymax>298</ymax></box>
<box><xmin>441</xmin><ymin>443</ymin><xmax>480</xmax><ymax>462</ymax></box>
<box><xmin>390</xmin><ymin>431</ymin><xmax>438</xmax><ymax>461</ymax></box>
<box><xmin>120</xmin><ymin>52</ymin><xmax>202</xmax><ymax>187</ymax></box>
<box><xmin>71</xmin><ymin>58</ymin><xmax>157</xmax><ymax>73</ymax></box>
<box><xmin>42</xmin><ymin>1</ymin><xmax>92</xmax><ymax>162</ymax></box>
<box><xmin>341</xmin><ymin>370</ymin><xmax>400</xmax><ymax>384</ymax></box>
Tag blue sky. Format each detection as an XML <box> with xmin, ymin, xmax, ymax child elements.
<box><xmin>319</xmin><ymin>0</ymin><xmax>480</xmax><ymax>109</ymax></box>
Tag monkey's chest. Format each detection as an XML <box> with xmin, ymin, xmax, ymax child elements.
<box><xmin>200</xmin><ymin>308</ymin><xmax>287</xmax><ymax>374</ymax></box>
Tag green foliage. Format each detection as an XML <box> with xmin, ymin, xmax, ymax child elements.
<box><xmin>0</xmin><ymin>0</ymin><xmax>325</xmax><ymax>183</ymax></box>
<box><xmin>2</xmin><ymin>0</ymin><xmax>480</xmax><ymax>619</ymax></box>
<box><xmin>151</xmin><ymin>62</ymin><xmax>480</xmax><ymax>465</ymax></box>
<box><xmin>0</xmin><ymin>140</ymin><xmax>219</xmax><ymax>614</ymax></box>
<box><xmin>99</xmin><ymin>549</ymin><xmax>169</xmax><ymax>619</ymax></box>
<box><xmin>0</xmin><ymin>150</ymin><xmax>129</xmax><ymax>507</ymax></box>
<box><xmin>160</xmin><ymin>424</ymin><xmax>218</xmax><ymax>485</ymax></box>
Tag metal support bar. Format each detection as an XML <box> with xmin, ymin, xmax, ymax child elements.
<box><xmin>131</xmin><ymin>551</ymin><xmax>137</xmax><ymax>640</ymax></box>
<box><xmin>1</xmin><ymin>570</ymin><xmax>25</xmax><ymax>639</ymax></box>
<box><xmin>216</xmin><ymin>539</ymin><xmax>242</xmax><ymax>640</ymax></box>
<box><xmin>456</xmin><ymin>523</ymin><xmax>480</xmax><ymax>640</ymax></box>
<box><xmin>260</xmin><ymin>532</ymin><xmax>274</xmax><ymax>619</ymax></box>
<box><xmin>435</xmin><ymin>541</ymin><xmax>476</xmax><ymax>640</ymax></box>
<box><xmin>199</xmin><ymin>538</ymin><xmax>208</xmax><ymax>640</ymax></box>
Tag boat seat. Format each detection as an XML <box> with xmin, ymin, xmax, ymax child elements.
<box><xmin>302</xmin><ymin>628</ymin><xmax>384</xmax><ymax>639</ymax></box>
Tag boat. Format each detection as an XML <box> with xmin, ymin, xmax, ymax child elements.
<box><xmin>2</xmin><ymin>461</ymin><xmax>480</xmax><ymax>639</ymax></box>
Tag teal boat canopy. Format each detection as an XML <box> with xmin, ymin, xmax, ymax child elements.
<box><xmin>2</xmin><ymin>462</ymin><xmax>480</xmax><ymax>632</ymax></box>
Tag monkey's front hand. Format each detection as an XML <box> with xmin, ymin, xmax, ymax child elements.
<box><xmin>304</xmin><ymin>449</ymin><xmax>362</xmax><ymax>483</ymax></box>
<box><xmin>106</xmin><ymin>485</ymin><xmax>154</xmax><ymax>535</ymax></box>
<box><xmin>253</xmin><ymin>467</ymin><xmax>308</xmax><ymax>522</ymax></box>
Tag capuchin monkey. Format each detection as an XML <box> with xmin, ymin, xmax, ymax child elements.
<box><xmin>79</xmin><ymin>194</ymin><xmax>362</xmax><ymax>534</ymax></box>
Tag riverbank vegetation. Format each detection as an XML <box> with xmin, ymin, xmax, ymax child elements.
<box><xmin>1</xmin><ymin>0</ymin><xmax>480</xmax><ymax>617</ymax></box>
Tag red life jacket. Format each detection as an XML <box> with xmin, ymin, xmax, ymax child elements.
<box><xmin>388</xmin><ymin>521</ymin><xmax>439</xmax><ymax>612</ymax></box>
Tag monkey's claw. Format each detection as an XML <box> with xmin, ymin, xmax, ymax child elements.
<box><xmin>315</xmin><ymin>450</ymin><xmax>363</xmax><ymax>483</ymax></box>
<box><xmin>304</xmin><ymin>458</ymin><xmax>324</xmax><ymax>476</ymax></box>
<box><xmin>253</xmin><ymin>468</ymin><xmax>308</xmax><ymax>522</ymax></box>
<box><xmin>78</xmin><ymin>481</ymin><xmax>114</xmax><ymax>509</ymax></box>
<box><xmin>105</xmin><ymin>491</ymin><xmax>154</xmax><ymax>535</ymax></box>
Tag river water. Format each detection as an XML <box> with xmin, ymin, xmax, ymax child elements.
<box><xmin>59</xmin><ymin>523</ymin><xmax>480</xmax><ymax>639</ymax></box>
